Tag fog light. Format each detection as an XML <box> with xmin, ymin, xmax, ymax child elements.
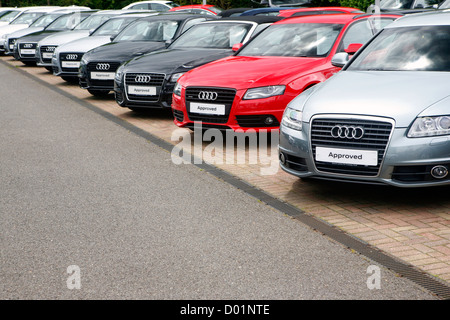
<box><xmin>264</xmin><ymin>116</ymin><xmax>275</xmax><ymax>125</ymax></box>
<box><xmin>279</xmin><ymin>152</ymin><xmax>286</xmax><ymax>165</ymax></box>
<box><xmin>430</xmin><ymin>165</ymin><xmax>448</xmax><ymax>179</ymax></box>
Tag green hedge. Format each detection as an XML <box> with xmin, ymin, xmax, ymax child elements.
<box><xmin>0</xmin><ymin>0</ymin><xmax>375</xmax><ymax>12</ymax></box>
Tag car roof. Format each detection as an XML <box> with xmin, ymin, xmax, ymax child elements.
<box><xmin>240</xmin><ymin>7</ymin><xmax>298</xmax><ymax>15</ymax></box>
<box><xmin>277</xmin><ymin>13</ymin><xmax>399</xmax><ymax>24</ymax></box>
<box><xmin>136</xmin><ymin>12</ymin><xmax>217</xmax><ymax>21</ymax></box>
<box><xmin>385</xmin><ymin>10</ymin><xmax>450</xmax><ymax>27</ymax></box>
<box><xmin>219</xmin><ymin>15</ymin><xmax>284</xmax><ymax>24</ymax></box>
<box><xmin>218</xmin><ymin>8</ymin><xmax>254</xmax><ymax>17</ymax></box>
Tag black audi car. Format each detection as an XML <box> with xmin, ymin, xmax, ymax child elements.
<box><xmin>113</xmin><ymin>15</ymin><xmax>282</xmax><ymax>111</ymax></box>
<box><xmin>12</xmin><ymin>10</ymin><xmax>97</xmax><ymax>66</ymax></box>
<box><xmin>79</xmin><ymin>13</ymin><xmax>218</xmax><ymax>97</ymax></box>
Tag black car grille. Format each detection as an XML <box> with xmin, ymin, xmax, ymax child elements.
<box><xmin>392</xmin><ymin>163</ymin><xmax>450</xmax><ymax>182</ymax></box>
<box><xmin>172</xmin><ymin>109</ymin><xmax>184</xmax><ymax>122</ymax></box>
<box><xmin>310</xmin><ymin>118</ymin><xmax>393</xmax><ymax>176</ymax></box>
<box><xmin>60</xmin><ymin>52</ymin><xmax>83</xmax><ymax>72</ymax></box>
<box><xmin>39</xmin><ymin>46</ymin><xmax>56</xmax><ymax>63</ymax></box>
<box><xmin>19</xmin><ymin>43</ymin><xmax>36</xmax><ymax>57</ymax></box>
<box><xmin>124</xmin><ymin>73</ymin><xmax>165</xmax><ymax>102</ymax></box>
<box><xmin>87</xmin><ymin>62</ymin><xmax>121</xmax><ymax>87</ymax></box>
<box><xmin>235</xmin><ymin>115</ymin><xmax>280</xmax><ymax>128</ymax></box>
<box><xmin>186</xmin><ymin>87</ymin><xmax>236</xmax><ymax>124</ymax></box>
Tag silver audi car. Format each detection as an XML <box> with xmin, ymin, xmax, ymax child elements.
<box><xmin>279</xmin><ymin>11</ymin><xmax>450</xmax><ymax>187</ymax></box>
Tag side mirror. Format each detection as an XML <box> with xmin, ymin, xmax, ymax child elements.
<box><xmin>110</xmin><ymin>34</ymin><xmax>117</xmax><ymax>41</ymax></box>
<box><xmin>344</xmin><ymin>43</ymin><xmax>363</xmax><ymax>55</ymax></box>
<box><xmin>232</xmin><ymin>43</ymin><xmax>243</xmax><ymax>52</ymax></box>
<box><xmin>331</xmin><ymin>52</ymin><xmax>349</xmax><ymax>68</ymax></box>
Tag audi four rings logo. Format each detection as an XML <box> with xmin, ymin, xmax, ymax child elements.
<box><xmin>66</xmin><ymin>54</ymin><xmax>78</xmax><ymax>60</ymax></box>
<box><xmin>331</xmin><ymin>125</ymin><xmax>365</xmax><ymax>140</ymax></box>
<box><xmin>46</xmin><ymin>47</ymin><xmax>55</xmax><ymax>52</ymax></box>
<box><xmin>198</xmin><ymin>91</ymin><xmax>218</xmax><ymax>101</ymax></box>
<box><xmin>23</xmin><ymin>43</ymin><xmax>33</xmax><ymax>48</ymax></box>
<box><xmin>96</xmin><ymin>63</ymin><xmax>110</xmax><ymax>71</ymax></box>
<box><xmin>135</xmin><ymin>75</ymin><xmax>151</xmax><ymax>83</ymax></box>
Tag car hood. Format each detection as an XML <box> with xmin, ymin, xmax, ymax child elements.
<box><xmin>18</xmin><ymin>30</ymin><xmax>63</xmax><ymax>43</ymax></box>
<box><xmin>0</xmin><ymin>24</ymin><xmax>28</xmax><ymax>36</ymax></box>
<box><xmin>56</xmin><ymin>36</ymin><xmax>111</xmax><ymax>55</ymax></box>
<box><xmin>302</xmin><ymin>71</ymin><xmax>450</xmax><ymax>127</ymax></box>
<box><xmin>38</xmin><ymin>30</ymin><xmax>89</xmax><ymax>46</ymax></box>
<box><xmin>180</xmin><ymin>55</ymin><xmax>327</xmax><ymax>90</ymax></box>
<box><xmin>83</xmin><ymin>41</ymin><xmax>167</xmax><ymax>63</ymax></box>
<box><xmin>7</xmin><ymin>26</ymin><xmax>44</xmax><ymax>39</ymax></box>
<box><xmin>123</xmin><ymin>48</ymin><xmax>233</xmax><ymax>75</ymax></box>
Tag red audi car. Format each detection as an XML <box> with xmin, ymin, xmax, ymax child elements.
<box><xmin>172</xmin><ymin>13</ymin><xmax>401</xmax><ymax>131</ymax></box>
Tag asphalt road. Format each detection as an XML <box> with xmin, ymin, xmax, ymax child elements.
<box><xmin>0</xmin><ymin>62</ymin><xmax>438</xmax><ymax>301</ymax></box>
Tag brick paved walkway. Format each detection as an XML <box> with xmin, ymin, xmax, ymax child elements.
<box><xmin>4</xmin><ymin>57</ymin><xmax>450</xmax><ymax>284</ymax></box>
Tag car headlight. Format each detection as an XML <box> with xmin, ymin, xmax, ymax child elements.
<box><xmin>173</xmin><ymin>81</ymin><xmax>182</xmax><ymax>97</ymax></box>
<box><xmin>170</xmin><ymin>72</ymin><xmax>184</xmax><ymax>83</ymax></box>
<box><xmin>281</xmin><ymin>107</ymin><xmax>303</xmax><ymax>131</ymax></box>
<box><xmin>115</xmin><ymin>64</ymin><xmax>125</xmax><ymax>82</ymax></box>
<box><xmin>243</xmin><ymin>85</ymin><xmax>285</xmax><ymax>100</ymax></box>
<box><xmin>408</xmin><ymin>115</ymin><xmax>450</xmax><ymax>137</ymax></box>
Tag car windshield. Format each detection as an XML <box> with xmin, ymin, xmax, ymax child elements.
<box><xmin>115</xmin><ymin>19</ymin><xmax>180</xmax><ymax>41</ymax></box>
<box><xmin>74</xmin><ymin>14</ymin><xmax>113</xmax><ymax>30</ymax></box>
<box><xmin>238</xmin><ymin>23</ymin><xmax>343</xmax><ymax>57</ymax></box>
<box><xmin>347</xmin><ymin>26</ymin><xmax>450</xmax><ymax>72</ymax></box>
<box><xmin>29</xmin><ymin>13</ymin><xmax>62</xmax><ymax>27</ymax></box>
<box><xmin>90</xmin><ymin>17</ymin><xmax>136</xmax><ymax>36</ymax></box>
<box><xmin>270</xmin><ymin>0</ymin><xmax>310</xmax><ymax>6</ymax></box>
<box><xmin>0</xmin><ymin>10</ymin><xmax>20</xmax><ymax>22</ymax></box>
<box><xmin>439</xmin><ymin>0</ymin><xmax>450</xmax><ymax>8</ymax></box>
<box><xmin>170</xmin><ymin>22</ymin><xmax>252</xmax><ymax>49</ymax></box>
<box><xmin>10</xmin><ymin>12</ymin><xmax>44</xmax><ymax>25</ymax></box>
<box><xmin>46</xmin><ymin>13</ymin><xmax>84</xmax><ymax>30</ymax></box>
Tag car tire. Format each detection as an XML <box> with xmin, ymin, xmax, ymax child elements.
<box><xmin>61</xmin><ymin>76</ymin><xmax>78</xmax><ymax>83</ymax></box>
<box><xmin>88</xmin><ymin>89</ymin><xmax>110</xmax><ymax>97</ymax></box>
<box><xmin>22</xmin><ymin>61</ymin><xmax>36</xmax><ymax>66</ymax></box>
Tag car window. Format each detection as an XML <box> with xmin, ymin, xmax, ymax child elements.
<box><xmin>338</xmin><ymin>18</ymin><xmax>396</xmax><ymax>53</ymax></box>
<box><xmin>46</xmin><ymin>14</ymin><xmax>77</xmax><ymax>30</ymax></box>
<box><xmin>181</xmin><ymin>18</ymin><xmax>207</xmax><ymax>33</ymax></box>
<box><xmin>150</xmin><ymin>3</ymin><xmax>170</xmax><ymax>11</ymax></box>
<box><xmin>238</xmin><ymin>23</ymin><xmax>343</xmax><ymax>57</ymax></box>
<box><xmin>171</xmin><ymin>22</ymin><xmax>252</xmax><ymax>49</ymax></box>
<box><xmin>75</xmin><ymin>14</ymin><xmax>111</xmax><ymax>30</ymax></box>
<box><xmin>115</xmin><ymin>19</ymin><xmax>180</xmax><ymax>41</ymax></box>
<box><xmin>10</xmin><ymin>12</ymin><xmax>43</xmax><ymax>25</ymax></box>
<box><xmin>130</xmin><ymin>4</ymin><xmax>150</xmax><ymax>10</ymax></box>
<box><xmin>91</xmin><ymin>17</ymin><xmax>136</xmax><ymax>36</ymax></box>
<box><xmin>347</xmin><ymin>26</ymin><xmax>450</xmax><ymax>72</ymax></box>
<box><xmin>30</xmin><ymin>13</ymin><xmax>61</xmax><ymax>27</ymax></box>
<box><xmin>0</xmin><ymin>10</ymin><xmax>20</xmax><ymax>22</ymax></box>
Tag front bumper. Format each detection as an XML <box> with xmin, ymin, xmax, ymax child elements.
<box><xmin>79</xmin><ymin>61</ymin><xmax>121</xmax><ymax>92</ymax></box>
<box><xmin>52</xmin><ymin>52</ymin><xmax>84</xmax><ymax>77</ymax></box>
<box><xmin>36</xmin><ymin>45</ymin><xmax>57</xmax><ymax>67</ymax></box>
<box><xmin>278</xmin><ymin>115</ymin><xmax>450</xmax><ymax>187</ymax></box>
<box><xmin>114</xmin><ymin>72</ymin><xmax>174</xmax><ymax>109</ymax></box>
<box><xmin>13</xmin><ymin>42</ymin><xmax>38</xmax><ymax>62</ymax></box>
<box><xmin>172</xmin><ymin>86</ymin><xmax>294</xmax><ymax>132</ymax></box>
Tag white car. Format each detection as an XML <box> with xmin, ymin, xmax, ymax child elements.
<box><xmin>122</xmin><ymin>1</ymin><xmax>179</xmax><ymax>11</ymax></box>
<box><xmin>52</xmin><ymin>12</ymin><xmax>156</xmax><ymax>82</ymax></box>
<box><xmin>0</xmin><ymin>7</ymin><xmax>62</xmax><ymax>53</ymax></box>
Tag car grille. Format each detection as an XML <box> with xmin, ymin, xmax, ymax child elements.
<box><xmin>39</xmin><ymin>46</ymin><xmax>56</xmax><ymax>63</ymax></box>
<box><xmin>392</xmin><ymin>163</ymin><xmax>450</xmax><ymax>182</ymax></box>
<box><xmin>235</xmin><ymin>115</ymin><xmax>280</xmax><ymax>128</ymax></box>
<box><xmin>19</xmin><ymin>43</ymin><xmax>36</xmax><ymax>58</ymax></box>
<box><xmin>310</xmin><ymin>117</ymin><xmax>393</xmax><ymax>176</ymax></box>
<box><xmin>186</xmin><ymin>87</ymin><xmax>236</xmax><ymax>124</ymax></box>
<box><xmin>60</xmin><ymin>52</ymin><xmax>83</xmax><ymax>72</ymax></box>
<box><xmin>172</xmin><ymin>109</ymin><xmax>184</xmax><ymax>122</ymax></box>
<box><xmin>124</xmin><ymin>72</ymin><xmax>165</xmax><ymax>102</ymax></box>
<box><xmin>87</xmin><ymin>61</ymin><xmax>121</xmax><ymax>87</ymax></box>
